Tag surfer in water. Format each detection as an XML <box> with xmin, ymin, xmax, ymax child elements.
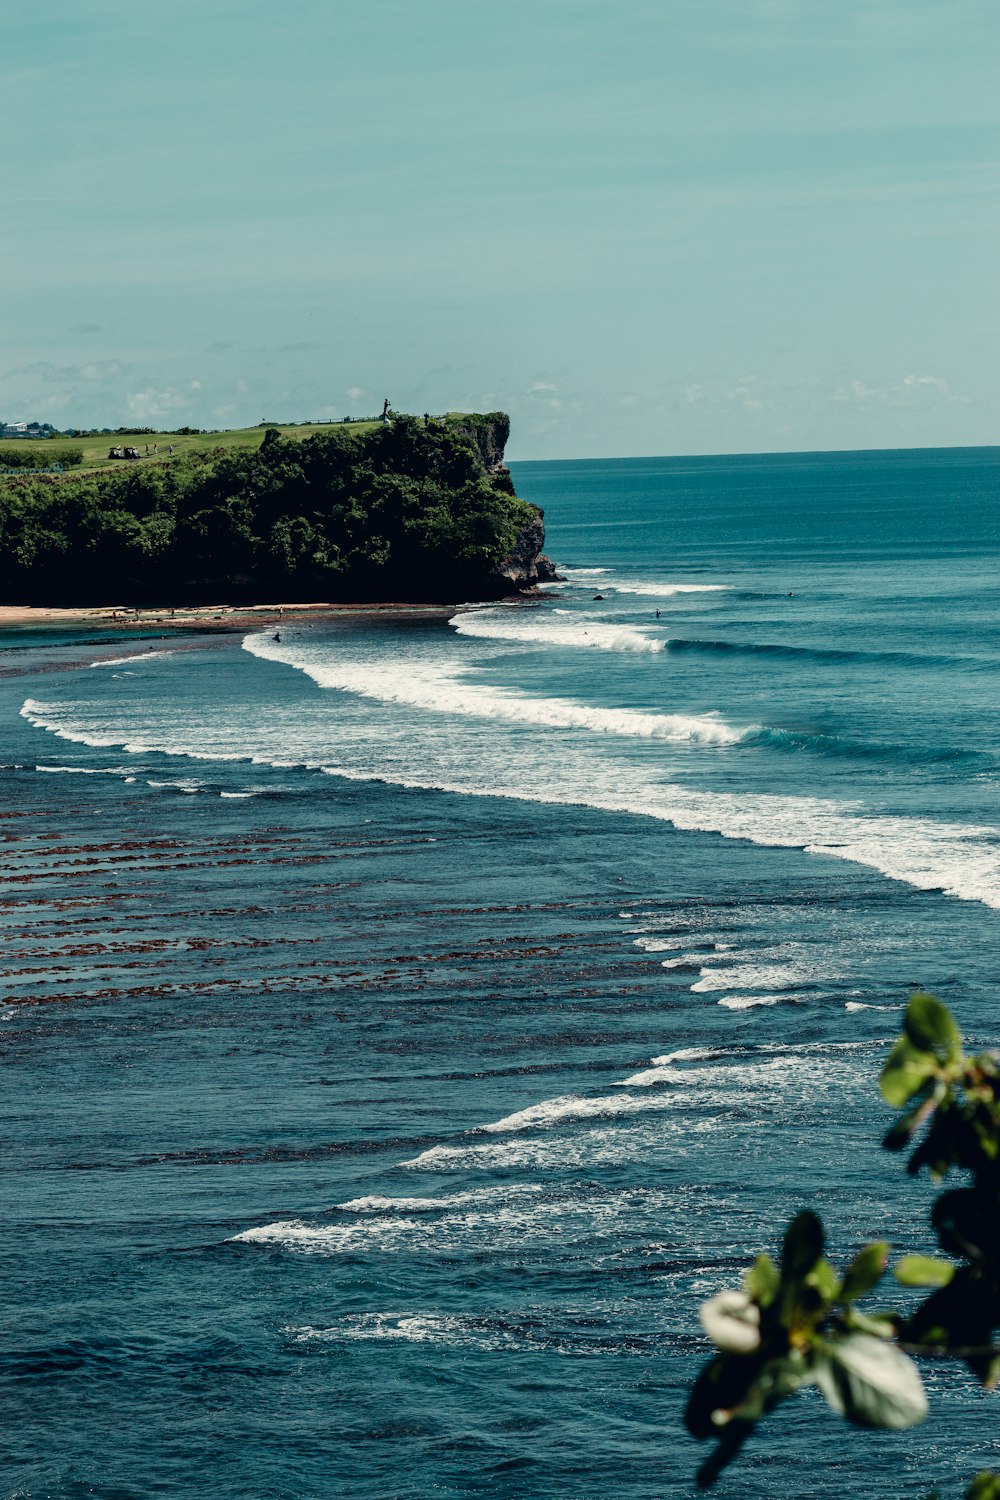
<box><xmin>273</xmin><ymin>631</ymin><xmax>281</xmax><ymax>643</ymax></box>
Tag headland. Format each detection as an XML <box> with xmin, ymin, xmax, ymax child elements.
<box><xmin>0</xmin><ymin>411</ymin><xmax>556</xmax><ymax>608</ymax></box>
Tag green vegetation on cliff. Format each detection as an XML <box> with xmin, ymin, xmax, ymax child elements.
<box><xmin>0</xmin><ymin>413</ymin><xmax>538</xmax><ymax>604</ymax></box>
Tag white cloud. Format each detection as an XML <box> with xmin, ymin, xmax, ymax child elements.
<box><xmin>125</xmin><ymin>386</ymin><xmax>196</xmax><ymax>423</ymax></box>
<box><xmin>834</xmin><ymin>378</ymin><xmax>877</xmax><ymax>401</ymax></box>
<box><xmin>2</xmin><ymin>358</ymin><xmax>127</xmax><ymax>385</ymax></box>
<box><xmin>903</xmin><ymin>374</ymin><xmax>949</xmax><ymax>392</ymax></box>
<box><xmin>834</xmin><ymin>372</ymin><xmax>966</xmax><ymax>407</ymax></box>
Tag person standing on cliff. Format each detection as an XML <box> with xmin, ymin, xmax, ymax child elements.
<box><xmin>382</xmin><ymin>398</ymin><xmax>390</xmax><ymax>424</ymax></box>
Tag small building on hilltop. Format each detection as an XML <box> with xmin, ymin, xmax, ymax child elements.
<box><xmin>0</xmin><ymin>421</ymin><xmax>55</xmax><ymax>439</ymax></box>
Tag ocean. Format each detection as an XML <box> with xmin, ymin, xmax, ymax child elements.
<box><xmin>4</xmin><ymin>447</ymin><xmax>1000</xmax><ymax>1498</ymax></box>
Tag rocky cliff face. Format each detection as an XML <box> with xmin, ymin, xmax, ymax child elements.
<box><xmin>492</xmin><ymin>509</ymin><xmax>558</xmax><ymax>591</ymax></box>
<box><xmin>450</xmin><ymin>413</ymin><xmax>558</xmax><ymax>594</ymax></box>
<box><xmin>451</xmin><ymin>412</ymin><xmax>511</xmax><ymax>475</ymax></box>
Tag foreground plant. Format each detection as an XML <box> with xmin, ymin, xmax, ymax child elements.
<box><xmin>685</xmin><ymin>993</ymin><xmax>1000</xmax><ymax>1494</ymax></box>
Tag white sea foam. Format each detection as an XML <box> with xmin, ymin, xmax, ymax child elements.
<box><xmin>23</xmin><ymin>623</ymin><xmax>1000</xmax><ymax>914</ymax></box>
<box><xmin>398</xmin><ymin>1047</ymin><xmax>865</xmax><ymax>1168</ymax></box>
<box><xmin>402</xmin><ymin>1117</ymin><xmax>729</xmax><ymax>1172</ymax></box>
<box><xmin>717</xmin><ymin>995</ymin><xmax>785</xmax><ymax>1010</ymax></box>
<box><xmin>241</xmin><ymin>635</ymin><xmax>742</xmax><ymax>745</ymax></box>
<box><xmin>612</xmin><ymin>1046</ymin><xmax>725</xmax><ymax>1089</ymax></box>
<box><xmin>288</xmin><ymin>1314</ymin><xmax>514</xmax><ymax>1348</ymax></box>
<box><xmin>620</xmin><ymin>1041</ymin><xmax>863</xmax><ymax>1087</ymax></box>
<box><xmin>558</xmin><ymin>567</ymin><xmax>728</xmax><ymax>598</ymax></box>
<box><xmin>89</xmin><ymin>649</ymin><xmax>174</xmax><ymax>668</ymax></box>
<box><xmin>845</xmin><ymin>1001</ymin><xmax>904</xmax><ymax>1012</ymax></box>
<box><xmin>231</xmin><ymin>1218</ymin><xmax>422</xmax><ymax>1250</ymax></box>
<box><xmin>612</xmin><ymin>583</ymin><xmax>730</xmax><ymax>598</ymax></box>
<box><xmin>320</xmin><ymin>765</ymin><xmax>1000</xmax><ymax>910</ymax></box>
<box><xmin>20</xmin><ymin>699</ymin><xmax>248</xmax><ymax>760</ymax></box>
<box><xmin>474</xmin><ymin>1093</ymin><xmax>669</xmax><ymax>1134</ymax></box>
<box><xmin>232</xmin><ymin>1198</ymin><xmax>570</xmax><ymax>1254</ymax></box>
<box><xmin>645</xmin><ymin>1046</ymin><xmax>723</xmax><ymax>1065</ymax></box>
<box><xmin>691</xmin><ymin>962</ymin><xmax>818</xmax><ymax>993</ymax></box>
<box><xmin>34</xmin><ymin>763</ymin><xmax>133</xmax><ymax>776</ymax></box>
<box><xmin>336</xmin><ymin>1185</ymin><xmax>543</xmax><ymax>1213</ymax></box>
<box><xmin>471</xmin><ymin>1055</ymin><xmax>805</xmax><ymax>1133</ymax></box>
<box><xmin>448</xmin><ymin>608</ymin><xmax>665</xmax><ymax>654</ymax></box>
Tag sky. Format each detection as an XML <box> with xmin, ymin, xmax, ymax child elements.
<box><xmin>2</xmin><ymin>0</ymin><xmax>997</xmax><ymax>459</ymax></box>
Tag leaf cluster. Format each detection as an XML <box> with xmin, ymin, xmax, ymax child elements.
<box><xmin>685</xmin><ymin>1213</ymin><xmax>918</xmax><ymax>1488</ymax></box>
<box><xmin>0</xmin><ymin>445</ymin><xmax>84</xmax><ymax>470</ymax></box>
<box><xmin>881</xmin><ymin>994</ymin><xmax>1000</xmax><ymax>1388</ymax></box>
<box><xmin>686</xmin><ymin>993</ymin><xmax>1000</xmax><ymax>1491</ymax></box>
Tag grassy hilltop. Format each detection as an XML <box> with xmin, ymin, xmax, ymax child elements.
<box><xmin>0</xmin><ymin>412</ymin><xmax>540</xmax><ymax>605</ymax></box>
<box><xmin>0</xmin><ymin>414</ymin><xmax>483</xmax><ymax>475</ymax></box>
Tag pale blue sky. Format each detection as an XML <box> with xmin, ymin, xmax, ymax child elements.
<box><xmin>2</xmin><ymin>0</ymin><xmax>997</xmax><ymax>458</ymax></box>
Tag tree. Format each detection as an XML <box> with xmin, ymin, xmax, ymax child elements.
<box><xmin>685</xmin><ymin>993</ymin><xmax>1000</xmax><ymax>1497</ymax></box>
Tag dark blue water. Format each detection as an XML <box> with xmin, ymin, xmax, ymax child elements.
<box><xmin>5</xmin><ymin>448</ymin><xmax>1000</xmax><ymax>1498</ymax></box>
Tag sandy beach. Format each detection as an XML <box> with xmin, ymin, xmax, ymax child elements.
<box><xmin>0</xmin><ymin>601</ymin><xmax>466</xmax><ymax>632</ymax></box>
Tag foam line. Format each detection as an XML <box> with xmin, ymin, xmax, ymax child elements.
<box><xmin>448</xmin><ymin>608</ymin><xmax>665</xmax><ymax>653</ymax></box>
<box><xmin>241</xmin><ymin>636</ymin><xmax>742</xmax><ymax>744</ymax></box>
<box><xmin>22</xmin><ymin>640</ymin><xmax>1000</xmax><ymax>912</ymax></box>
<box><xmin>89</xmin><ymin>650</ymin><xmax>175</xmax><ymax>668</ymax></box>
<box><xmin>336</xmin><ymin>1185</ymin><xmax>543</xmax><ymax>1212</ymax></box>
<box><xmin>612</xmin><ymin>583</ymin><xmax>730</xmax><ymax>598</ymax></box>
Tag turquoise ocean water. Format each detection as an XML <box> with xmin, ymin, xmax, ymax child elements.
<box><xmin>4</xmin><ymin>447</ymin><xmax>1000</xmax><ymax>1497</ymax></box>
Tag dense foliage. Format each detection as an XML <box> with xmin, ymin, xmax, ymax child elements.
<box><xmin>0</xmin><ymin>415</ymin><xmax>534</xmax><ymax>603</ymax></box>
<box><xmin>685</xmin><ymin>993</ymin><xmax>1000</xmax><ymax>1497</ymax></box>
<box><xmin>0</xmin><ymin>445</ymin><xmax>83</xmax><ymax>470</ymax></box>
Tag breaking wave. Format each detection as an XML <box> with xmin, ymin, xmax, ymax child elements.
<box><xmin>20</xmin><ymin>677</ymin><xmax>1000</xmax><ymax>910</ymax></box>
<box><xmin>240</xmin><ymin>636</ymin><xmax>742</xmax><ymax>744</ymax></box>
<box><xmin>449</xmin><ymin>607</ymin><xmax>664</xmax><ymax>653</ymax></box>
<box><xmin>612</xmin><ymin>582</ymin><xmax>730</xmax><ymax>598</ymax></box>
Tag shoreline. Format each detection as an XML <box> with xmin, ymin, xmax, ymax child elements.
<box><xmin>0</xmin><ymin>601</ymin><xmax>473</xmax><ymax>633</ymax></box>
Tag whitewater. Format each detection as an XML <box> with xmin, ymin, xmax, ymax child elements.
<box><xmin>21</xmin><ymin>595</ymin><xmax>1000</xmax><ymax>908</ymax></box>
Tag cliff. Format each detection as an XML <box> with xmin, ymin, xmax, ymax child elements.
<box><xmin>445</xmin><ymin>413</ymin><xmax>557</xmax><ymax>592</ymax></box>
<box><xmin>0</xmin><ymin>411</ymin><xmax>555</xmax><ymax>605</ymax></box>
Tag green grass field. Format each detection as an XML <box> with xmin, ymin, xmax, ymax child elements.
<box><xmin>0</xmin><ymin>414</ymin><xmax>476</xmax><ymax>475</ymax></box>
<box><xmin>1</xmin><ymin>421</ymin><xmax>381</xmax><ymax>474</ymax></box>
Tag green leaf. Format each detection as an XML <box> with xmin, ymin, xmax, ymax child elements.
<box><xmin>904</xmin><ymin>992</ymin><xmax>962</xmax><ymax>1065</ymax></box>
<box><xmin>880</xmin><ymin>1036</ymin><xmax>939</xmax><ymax>1109</ymax></box>
<box><xmin>894</xmin><ymin>1255</ymin><xmax>955</xmax><ymax>1289</ymax></box>
<box><xmin>812</xmin><ymin>1332</ymin><xmax>928</xmax><ymax>1429</ymax></box>
<box><xmin>840</xmin><ymin>1242</ymin><xmax>890</xmax><ymax>1303</ymax></box>
<box><xmin>845</xmin><ymin>1308</ymin><xmax>896</xmax><ymax>1340</ymax></box>
<box><xmin>967</xmin><ymin>1475</ymin><xmax>1000</xmax><ymax>1500</ymax></box>
<box><xmin>744</xmin><ymin>1254</ymin><xmax>780</xmax><ymax>1308</ymax></box>
<box><xmin>782</xmin><ymin>1210</ymin><xmax>825</xmax><ymax>1279</ymax></box>
<box><xmin>805</xmin><ymin>1257</ymin><xmax>841</xmax><ymax>1304</ymax></box>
